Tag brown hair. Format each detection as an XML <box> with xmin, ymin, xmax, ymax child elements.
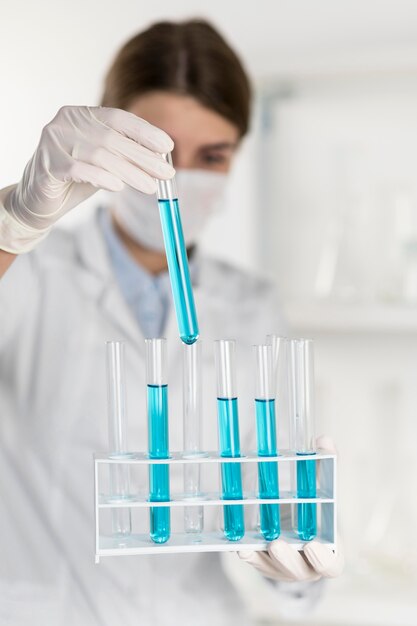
<box><xmin>101</xmin><ymin>19</ymin><xmax>252</xmax><ymax>137</ymax></box>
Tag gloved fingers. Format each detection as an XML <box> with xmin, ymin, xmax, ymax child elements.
<box><xmin>74</xmin><ymin>148</ymin><xmax>157</xmax><ymax>194</ymax></box>
<box><xmin>238</xmin><ymin>550</ymin><xmax>294</xmax><ymax>581</ymax></box>
<box><xmin>303</xmin><ymin>540</ymin><xmax>345</xmax><ymax>578</ymax></box>
<box><xmin>68</xmin><ymin>161</ymin><xmax>124</xmax><ymax>192</ymax></box>
<box><xmin>105</xmin><ymin>130</ymin><xmax>175</xmax><ymax>179</ymax></box>
<box><xmin>91</xmin><ymin>107</ymin><xmax>174</xmax><ymax>154</ymax></box>
<box><xmin>316</xmin><ymin>434</ymin><xmax>337</xmax><ymax>454</ymax></box>
<box><xmin>76</xmin><ymin>132</ymin><xmax>174</xmax><ymax>189</ymax></box>
<box><xmin>267</xmin><ymin>539</ymin><xmax>321</xmax><ymax>582</ymax></box>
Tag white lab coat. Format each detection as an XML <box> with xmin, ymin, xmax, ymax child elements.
<box><xmin>0</xmin><ymin>208</ymin><xmax>287</xmax><ymax>626</ymax></box>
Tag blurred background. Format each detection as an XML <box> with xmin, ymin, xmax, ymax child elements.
<box><xmin>1</xmin><ymin>0</ymin><xmax>417</xmax><ymax>624</ymax></box>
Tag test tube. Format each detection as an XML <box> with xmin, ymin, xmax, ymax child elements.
<box><xmin>288</xmin><ymin>338</ymin><xmax>317</xmax><ymax>541</ymax></box>
<box><xmin>214</xmin><ymin>340</ymin><xmax>245</xmax><ymax>541</ymax></box>
<box><xmin>254</xmin><ymin>345</ymin><xmax>280</xmax><ymax>541</ymax></box>
<box><xmin>156</xmin><ymin>153</ymin><xmax>199</xmax><ymax>345</ymax></box>
<box><xmin>106</xmin><ymin>341</ymin><xmax>131</xmax><ymax>536</ymax></box>
<box><xmin>266</xmin><ymin>335</ymin><xmax>285</xmax><ymax>397</ymax></box>
<box><xmin>183</xmin><ymin>341</ymin><xmax>204</xmax><ymax>533</ymax></box>
<box><xmin>267</xmin><ymin>335</ymin><xmax>291</xmax><ymax>450</ymax></box>
<box><xmin>146</xmin><ymin>338</ymin><xmax>170</xmax><ymax>544</ymax></box>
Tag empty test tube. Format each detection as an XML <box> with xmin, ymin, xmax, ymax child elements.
<box><xmin>254</xmin><ymin>345</ymin><xmax>280</xmax><ymax>541</ymax></box>
<box><xmin>214</xmin><ymin>340</ymin><xmax>245</xmax><ymax>541</ymax></box>
<box><xmin>267</xmin><ymin>335</ymin><xmax>286</xmax><ymax>397</ymax></box>
<box><xmin>106</xmin><ymin>341</ymin><xmax>131</xmax><ymax>536</ymax></box>
<box><xmin>183</xmin><ymin>340</ymin><xmax>204</xmax><ymax>533</ymax></box>
<box><xmin>268</xmin><ymin>334</ymin><xmax>294</xmax><ymax>451</ymax></box>
<box><xmin>146</xmin><ymin>338</ymin><xmax>170</xmax><ymax>544</ymax></box>
<box><xmin>289</xmin><ymin>338</ymin><xmax>317</xmax><ymax>541</ymax></box>
<box><xmin>156</xmin><ymin>153</ymin><xmax>199</xmax><ymax>345</ymax></box>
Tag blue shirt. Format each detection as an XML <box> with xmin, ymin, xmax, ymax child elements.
<box><xmin>100</xmin><ymin>208</ymin><xmax>196</xmax><ymax>339</ymax></box>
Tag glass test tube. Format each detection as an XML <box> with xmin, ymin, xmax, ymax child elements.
<box><xmin>267</xmin><ymin>335</ymin><xmax>291</xmax><ymax>449</ymax></box>
<box><xmin>146</xmin><ymin>338</ymin><xmax>170</xmax><ymax>544</ymax></box>
<box><xmin>214</xmin><ymin>340</ymin><xmax>245</xmax><ymax>541</ymax></box>
<box><xmin>254</xmin><ymin>345</ymin><xmax>280</xmax><ymax>541</ymax></box>
<box><xmin>289</xmin><ymin>339</ymin><xmax>317</xmax><ymax>541</ymax></box>
<box><xmin>183</xmin><ymin>341</ymin><xmax>204</xmax><ymax>533</ymax></box>
<box><xmin>267</xmin><ymin>335</ymin><xmax>285</xmax><ymax>396</ymax></box>
<box><xmin>106</xmin><ymin>341</ymin><xmax>131</xmax><ymax>536</ymax></box>
<box><xmin>156</xmin><ymin>153</ymin><xmax>199</xmax><ymax>345</ymax></box>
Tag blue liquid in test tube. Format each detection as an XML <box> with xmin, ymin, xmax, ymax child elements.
<box><xmin>157</xmin><ymin>154</ymin><xmax>199</xmax><ymax>345</ymax></box>
<box><xmin>254</xmin><ymin>345</ymin><xmax>280</xmax><ymax>541</ymax></box>
<box><xmin>289</xmin><ymin>339</ymin><xmax>317</xmax><ymax>542</ymax></box>
<box><xmin>255</xmin><ymin>399</ymin><xmax>280</xmax><ymax>541</ymax></box>
<box><xmin>296</xmin><ymin>455</ymin><xmax>317</xmax><ymax>541</ymax></box>
<box><xmin>146</xmin><ymin>339</ymin><xmax>170</xmax><ymax>544</ymax></box>
<box><xmin>148</xmin><ymin>384</ymin><xmax>170</xmax><ymax>543</ymax></box>
<box><xmin>214</xmin><ymin>340</ymin><xmax>245</xmax><ymax>541</ymax></box>
<box><xmin>217</xmin><ymin>398</ymin><xmax>245</xmax><ymax>541</ymax></box>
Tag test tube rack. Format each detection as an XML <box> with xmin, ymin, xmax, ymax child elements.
<box><xmin>94</xmin><ymin>448</ymin><xmax>336</xmax><ymax>562</ymax></box>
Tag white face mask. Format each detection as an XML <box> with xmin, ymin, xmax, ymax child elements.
<box><xmin>107</xmin><ymin>169</ymin><xmax>227</xmax><ymax>252</ymax></box>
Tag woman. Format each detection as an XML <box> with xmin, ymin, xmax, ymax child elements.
<box><xmin>0</xmin><ymin>20</ymin><xmax>341</xmax><ymax>626</ymax></box>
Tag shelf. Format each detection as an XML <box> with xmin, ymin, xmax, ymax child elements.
<box><xmin>284</xmin><ymin>300</ymin><xmax>417</xmax><ymax>333</ymax></box>
<box><xmin>96</xmin><ymin>531</ymin><xmax>336</xmax><ymax>560</ymax></box>
<box><xmin>98</xmin><ymin>489</ymin><xmax>334</xmax><ymax>508</ymax></box>
<box><xmin>94</xmin><ymin>449</ymin><xmax>335</xmax><ymax>464</ymax></box>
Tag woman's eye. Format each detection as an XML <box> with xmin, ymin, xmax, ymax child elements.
<box><xmin>202</xmin><ymin>153</ymin><xmax>226</xmax><ymax>164</ymax></box>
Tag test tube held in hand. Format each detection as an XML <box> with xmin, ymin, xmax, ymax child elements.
<box><xmin>288</xmin><ymin>338</ymin><xmax>317</xmax><ymax>541</ymax></box>
<box><xmin>254</xmin><ymin>344</ymin><xmax>280</xmax><ymax>541</ymax></box>
<box><xmin>214</xmin><ymin>340</ymin><xmax>245</xmax><ymax>541</ymax></box>
<box><xmin>106</xmin><ymin>341</ymin><xmax>132</xmax><ymax>536</ymax></box>
<box><xmin>156</xmin><ymin>153</ymin><xmax>199</xmax><ymax>345</ymax></box>
<box><xmin>183</xmin><ymin>340</ymin><xmax>204</xmax><ymax>534</ymax></box>
<box><xmin>146</xmin><ymin>338</ymin><xmax>170</xmax><ymax>544</ymax></box>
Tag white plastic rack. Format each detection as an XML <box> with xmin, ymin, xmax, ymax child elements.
<box><xmin>94</xmin><ymin>449</ymin><xmax>336</xmax><ymax>562</ymax></box>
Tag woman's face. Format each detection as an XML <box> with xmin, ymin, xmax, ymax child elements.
<box><xmin>128</xmin><ymin>91</ymin><xmax>240</xmax><ymax>172</ymax></box>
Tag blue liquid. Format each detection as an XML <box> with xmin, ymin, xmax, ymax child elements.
<box><xmin>158</xmin><ymin>198</ymin><xmax>199</xmax><ymax>345</ymax></box>
<box><xmin>148</xmin><ymin>384</ymin><xmax>170</xmax><ymax>543</ymax></box>
<box><xmin>296</xmin><ymin>455</ymin><xmax>317</xmax><ymax>541</ymax></box>
<box><xmin>217</xmin><ymin>398</ymin><xmax>245</xmax><ymax>541</ymax></box>
<box><xmin>255</xmin><ymin>399</ymin><xmax>280</xmax><ymax>541</ymax></box>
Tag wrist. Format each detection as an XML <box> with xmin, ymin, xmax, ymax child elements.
<box><xmin>0</xmin><ymin>185</ymin><xmax>51</xmax><ymax>253</ymax></box>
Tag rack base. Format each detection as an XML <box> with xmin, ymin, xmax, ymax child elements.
<box><xmin>96</xmin><ymin>530</ymin><xmax>336</xmax><ymax>562</ymax></box>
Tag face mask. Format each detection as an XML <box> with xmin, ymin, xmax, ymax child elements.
<box><xmin>107</xmin><ymin>169</ymin><xmax>227</xmax><ymax>252</ymax></box>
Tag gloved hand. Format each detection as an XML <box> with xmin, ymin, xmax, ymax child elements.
<box><xmin>0</xmin><ymin>106</ymin><xmax>175</xmax><ymax>253</ymax></box>
<box><xmin>238</xmin><ymin>435</ymin><xmax>344</xmax><ymax>582</ymax></box>
<box><xmin>238</xmin><ymin>537</ymin><xmax>344</xmax><ymax>582</ymax></box>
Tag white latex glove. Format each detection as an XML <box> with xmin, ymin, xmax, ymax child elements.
<box><xmin>0</xmin><ymin>106</ymin><xmax>175</xmax><ymax>253</ymax></box>
<box><xmin>238</xmin><ymin>435</ymin><xmax>344</xmax><ymax>582</ymax></box>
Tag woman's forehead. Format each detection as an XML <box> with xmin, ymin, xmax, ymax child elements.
<box><xmin>128</xmin><ymin>91</ymin><xmax>239</xmax><ymax>147</ymax></box>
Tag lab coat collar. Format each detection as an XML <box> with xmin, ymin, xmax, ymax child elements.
<box><xmin>73</xmin><ymin>208</ymin><xmax>147</xmax><ymax>352</ymax></box>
